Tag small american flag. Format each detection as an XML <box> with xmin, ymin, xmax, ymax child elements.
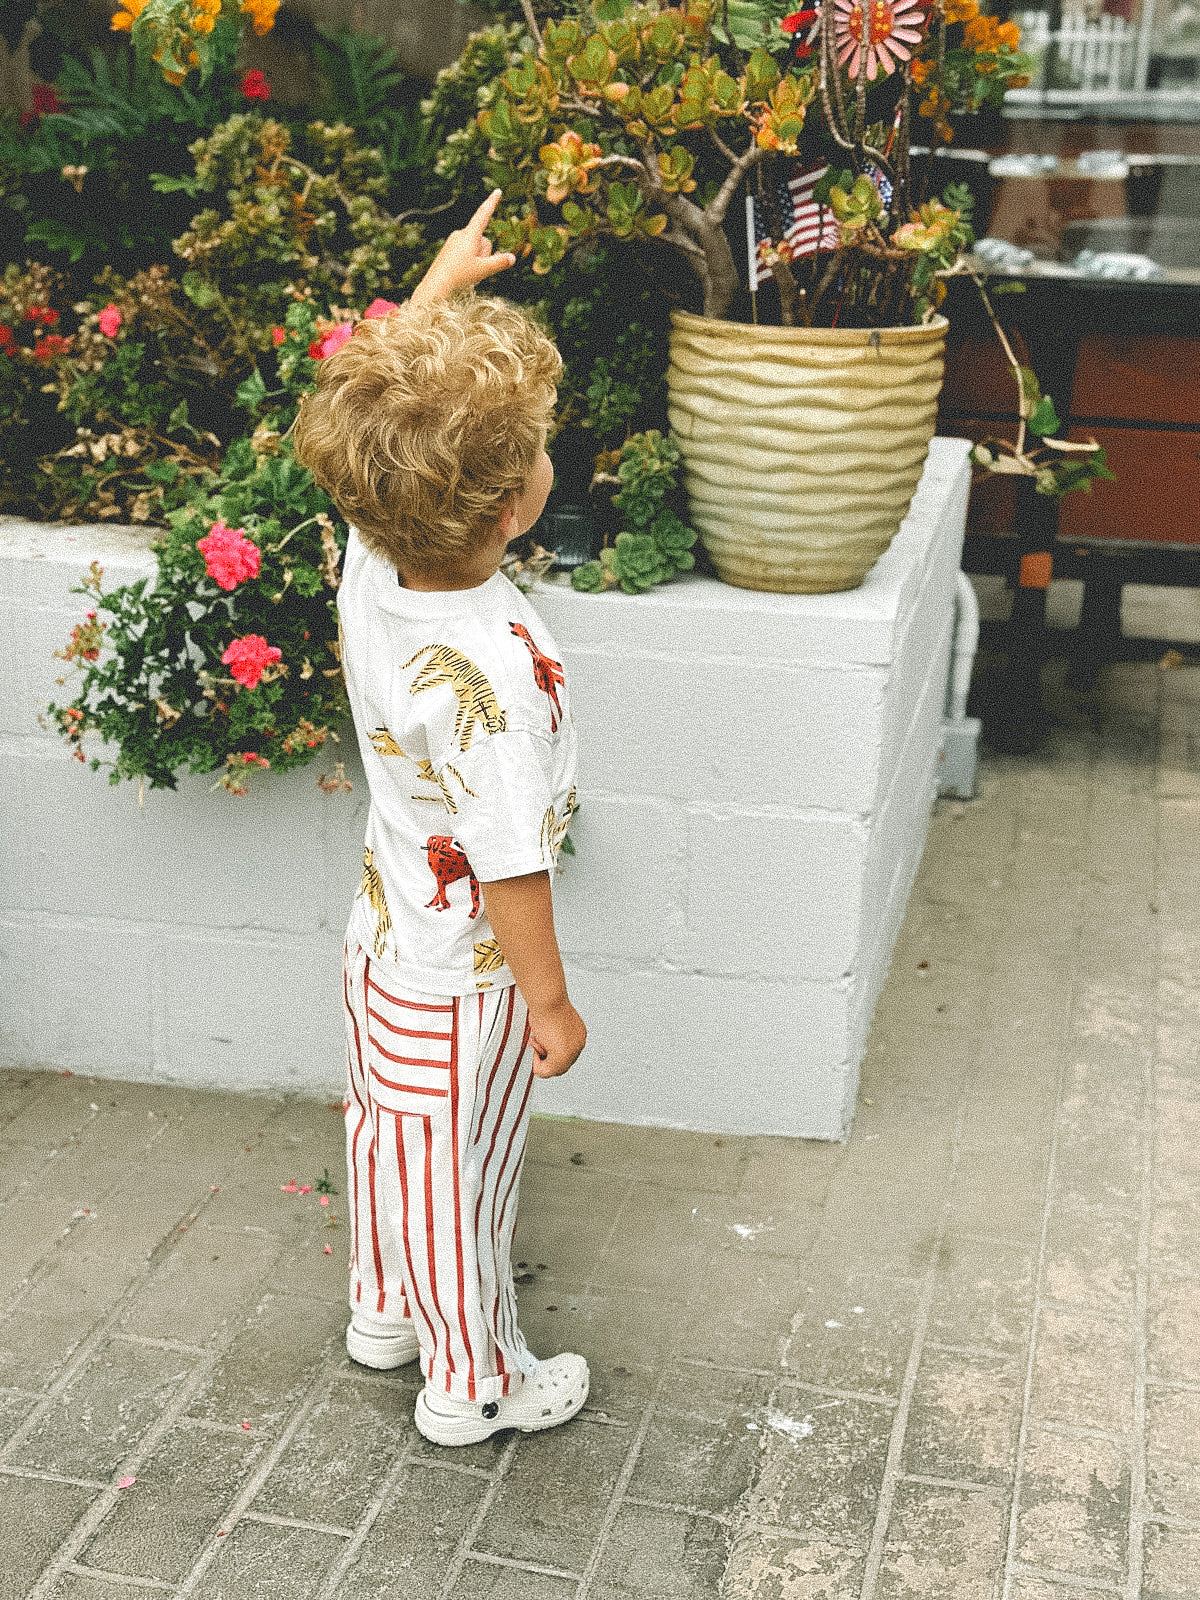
<box><xmin>747</xmin><ymin>164</ymin><xmax>841</xmax><ymax>289</ymax></box>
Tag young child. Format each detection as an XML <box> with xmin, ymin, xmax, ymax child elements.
<box><xmin>293</xmin><ymin>193</ymin><xmax>589</xmax><ymax>1448</ymax></box>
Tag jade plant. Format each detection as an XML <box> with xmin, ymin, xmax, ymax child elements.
<box><xmin>477</xmin><ymin>0</ymin><xmax>1030</xmax><ymax>325</ymax></box>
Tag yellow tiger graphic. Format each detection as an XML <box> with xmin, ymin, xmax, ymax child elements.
<box><xmin>403</xmin><ymin>645</ymin><xmax>506</xmax><ymax>751</ymax></box>
<box><xmin>413</xmin><ymin>759</ymin><xmax>477</xmax><ymax>816</ymax></box>
<box><xmin>370</xmin><ymin>728</ymin><xmax>478</xmax><ymax>815</ymax></box>
<box><xmin>473</xmin><ymin>938</ymin><xmax>505</xmax><ymax>977</ymax></box>
<box><xmin>370</xmin><ymin>727</ymin><xmax>405</xmax><ymax>758</ymax></box>
<box><xmin>359</xmin><ymin>847</ymin><xmax>391</xmax><ymax>957</ymax></box>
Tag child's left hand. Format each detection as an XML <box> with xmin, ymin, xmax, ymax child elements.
<box><xmin>411</xmin><ymin>190</ymin><xmax>517</xmax><ymax>306</ymax></box>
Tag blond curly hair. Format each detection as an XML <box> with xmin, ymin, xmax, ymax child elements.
<box><xmin>293</xmin><ymin>295</ymin><xmax>561</xmax><ymax>575</ymax></box>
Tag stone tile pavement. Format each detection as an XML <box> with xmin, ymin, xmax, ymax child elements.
<box><xmin>1</xmin><ymin>658</ymin><xmax>1199</xmax><ymax>1599</ymax></box>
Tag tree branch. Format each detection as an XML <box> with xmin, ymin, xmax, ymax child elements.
<box><xmin>593</xmin><ymin>154</ymin><xmax>648</xmax><ymax>177</ymax></box>
<box><xmin>520</xmin><ymin>0</ymin><xmax>544</xmax><ymax>52</ymax></box>
<box><xmin>709</xmin><ymin>125</ymin><xmax>738</xmax><ymax>164</ymax></box>
<box><xmin>706</xmin><ymin>137</ymin><xmax>763</xmax><ymax>225</ymax></box>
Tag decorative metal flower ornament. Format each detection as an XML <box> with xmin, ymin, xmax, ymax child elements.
<box><xmin>834</xmin><ymin>0</ymin><xmax>929</xmax><ymax>80</ymax></box>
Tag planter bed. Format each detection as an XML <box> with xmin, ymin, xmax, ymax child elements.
<box><xmin>0</xmin><ymin>437</ymin><xmax>970</xmax><ymax>1138</ymax></box>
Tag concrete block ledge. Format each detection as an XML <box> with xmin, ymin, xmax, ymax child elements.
<box><xmin>0</xmin><ymin>438</ymin><xmax>972</xmax><ymax>1137</ymax></box>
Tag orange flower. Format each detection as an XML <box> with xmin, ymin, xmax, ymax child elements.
<box><xmin>963</xmin><ymin>14</ymin><xmax>999</xmax><ymax>49</ymax></box>
<box><xmin>110</xmin><ymin>0</ymin><xmax>147</xmax><ymax>29</ymax></box>
<box><xmin>943</xmin><ymin>0</ymin><xmax>979</xmax><ymax>21</ymax></box>
<box><xmin>910</xmin><ymin>55</ymin><xmax>933</xmax><ymax>83</ymax></box>
<box><xmin>239</xmin><ymin>0</ymin><xmax>278</xmax><ymax>35</ymax></box>
<box><xmin>997</xmin><ymin>19</ymin><xmax>1020</xmax><ymax>47</ymax></box>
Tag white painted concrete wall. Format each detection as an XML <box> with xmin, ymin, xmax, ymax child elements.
<box><xmin>0</xmin><ymin>437</ymin><xmax>971</xmax><ymax>1137</ymax></box>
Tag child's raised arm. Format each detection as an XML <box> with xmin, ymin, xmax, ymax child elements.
<box><xmin>411</xmin><ymin>190</ymin><xmax>517</xmax><ymax>307</ymax></box>
<box><xmin>479</xmin><ymin>871</ymin><xmax>586</xmax><ymax>1080</ymax></box>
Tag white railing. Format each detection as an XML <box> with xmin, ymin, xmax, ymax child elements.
<box><xmin>1015</xmin><ymin>7</ymin><xmax>1155</xmax><ymax>93</ymax></box>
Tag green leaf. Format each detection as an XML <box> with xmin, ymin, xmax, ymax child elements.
<box><xmin>168</xmin><ymin>399</ymin><xmax>191</xmax><ymax>434</ymax></box>
<box><xmin>236</xmin><ymin>369</ymin><xmax>268</xmax><ymax>412</ymax></box>
<box><xmin>571</xmin><ymin>560</ymin><xmax>606</xmax><ymax>592</ymax></box>
<box><xmin>24</xmin><ymin>218</ymin><xmax>88</xmax><ymax>263</ymax></box>
<box><xmin>181</xmin><ymin>271</ymin><xmax>219</xmax><ymax>310</ymax></box>
<box><xmin>1028</xmin><ymin>395</ymin><xmax>1061</xmax><ymax>437</ymax></box>
<box><xmin>149</xmin><ymin>172</ymin><xmax>202</xmax><ymax>196</ymax></box>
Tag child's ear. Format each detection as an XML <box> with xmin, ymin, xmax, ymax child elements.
<box><xmin>496</xmin><ymin>498</ymin><xmax>518</xmax><ymax>541</ymax></box>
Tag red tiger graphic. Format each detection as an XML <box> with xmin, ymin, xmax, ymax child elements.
<box><xmin>424</xmin><ymin>835</ymin><xmax>481</xmax><ymax>919</ymax></box>
<box><xmin>510</xmin><ymin>621</ymin><xmax>565</xmax><ymax>732</ymax></box>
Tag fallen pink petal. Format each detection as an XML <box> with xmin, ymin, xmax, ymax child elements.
<box><xmin>319</xmin><ymin>1195</ymin><xmax>330</xmax><ymax>1206</ymax></box>
<box><xmin>323</xmin><ymin>1244</ymin><xmax>333</xmax><ymax>1254</ymax></box>
<box><xmin>116</xmin><ymin>1476</ymin><xmax>136</xmax><ymax>1488</ymax></box>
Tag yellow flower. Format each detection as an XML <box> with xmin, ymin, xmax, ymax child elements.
<box><xmin>191</xmin><ymin>12</ymin><xmax>214</xmax><ymax>32</ymax></box>
<box><xmin>943</xmin><ymin>0</ymin><xmax>979</xmax><ymax>22</ymax></box>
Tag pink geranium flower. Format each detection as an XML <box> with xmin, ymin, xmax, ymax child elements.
<box><xmin>222</xmin><ymin>634</ymin><xmax>282</xmax><ymax>691</ymax></box>
<box><xmin>362</xmin><ymin>298</ymin><xmax>399</xmax><ymax>320</ymax></box>
<box><xmin>98</xmin><ymin>303</ymin><xmax>122</xmax><ymax>338</ymax></box>
<box><xmin>197</xmin><ymin>521</ymin><xmax>261</xmax><ymax>591</ymax></box>
<box><xmin>308</xmin><ymin>321</ymin><xmax>353</xmax><ymax>361</ymax></box>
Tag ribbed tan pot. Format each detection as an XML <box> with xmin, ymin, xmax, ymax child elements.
<box><xmin>667</xmin><ymin>309</ymin><xmax>948</xmax><ymax>594</ymax></box>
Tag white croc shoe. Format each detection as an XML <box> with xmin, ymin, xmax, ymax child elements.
<box><xmin>413</xmin><ymin>1352</ymin><xmax>590</xmax><ymax>1447</ymax></box>
<box><xmin>345</xmin><ymin>1314</ymin><xmax>421</xmax><ymax>1370</ymax></box>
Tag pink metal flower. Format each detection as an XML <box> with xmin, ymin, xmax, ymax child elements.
<box><xmin>362</xmin><ymin>298</ymin><xmax>399</xmax><ymax>319</ymax></box>
<box><xmin>97</xmin><ymin>303</ymin><xmax>122</xmax><ymax>338</ymax></box>
<box><xmin>222</xmin><ymin>634</ymin><xmax>281</xmax><ymax>690</ymax></box>
<box><xmin>197</xmin><ymin>521</ymin><xmax>261</xmax><ymax>591</ymax></box>
<box><xmin>835</xmin><ymin>0</ymin><xmax>927</xmax><ymax>79</ymax></box>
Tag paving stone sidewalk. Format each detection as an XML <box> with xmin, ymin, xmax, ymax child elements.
<box><xmin>2</xmin><ymin>658</ymin><xmax>1199</xmax><ymax>1600</ymax></box>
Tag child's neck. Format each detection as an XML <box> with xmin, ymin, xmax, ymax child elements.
<box><xmin>398</xmin><ymin>544</ymin><xmax>506</xmax><ymax>593</ymax></box>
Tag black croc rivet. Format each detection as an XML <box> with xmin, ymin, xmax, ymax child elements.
<box><xmin>482</xmin><ymin>1401</ymin><xmax>499</xmax><ymax>1420</ymax></box>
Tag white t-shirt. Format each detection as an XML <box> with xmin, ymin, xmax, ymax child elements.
<box><xmin>338</xmin><ymin>528</ymin><xmax>578</xmax><ymax>995</ymax></box>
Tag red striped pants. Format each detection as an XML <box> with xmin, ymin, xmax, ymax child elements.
<box><xmin>342</xmin><ymin>939</ymin><xmax>540</xmax><ymax>1403</ymax></box>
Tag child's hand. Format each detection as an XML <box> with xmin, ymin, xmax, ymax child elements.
<box><xmin>528</xmin><ymin>997</ymin><xmax>587</xmax><ymax>1080</ymax></box>
<box><xmin>411</xmin><ymin>190</ymin><xmax>517</xmax><ymax>306</ymax></box>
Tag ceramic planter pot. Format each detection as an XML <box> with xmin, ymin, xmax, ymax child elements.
<box><xmin>667</xmin><ymin>309</ymin><xmax>948</xmax><ymax>593</ymax></box>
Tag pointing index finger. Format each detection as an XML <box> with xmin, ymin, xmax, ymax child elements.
<box><xmin>466</xmin><ymin>188</ymin><xmax>504</xmax><ymax>241</ymax></box>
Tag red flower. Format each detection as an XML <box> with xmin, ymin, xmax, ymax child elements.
<box><xmin>20</xmin><ymin>83</ymin><xmax>64</xmax><ymax>126</ymax></box>
<box><xmin>240</xmin><ymin>69</ymin><xmax>271</xmax><ymax>103</ymax></box>
<box><xmin>308</xmin><ymin>321</ymin><xmax>353</xmax><ymax>360</ymax></box>
<box><xmin>98</xmin><ymin>303</ymin><xmax>122</xmax><ymax>338</ymax></box>
<box><xmin>272</xmin><ymin>326</ymin><xmax>286</xmax><ymax>345</ymax></box>
<box><xmin>0</xmin><ymin>325</ymin><xmax>12</xmax><ymax>350</ymax></box>
<box><xmin>780</xmin><ymin>8</ymin><xmax>819</xmax><ymax>29</ymax></box>
<box><xmin>33</xmin><ymin>333</ymin><xmax>70</xmax><ymax>361</ymax></box>
<box><xmin>197</xmin><ymin>520</ymin><xmax>261</xmax><ymax>591</ymax></box>
<box><xmin>222</xmin><ymin>634</ymin><xmax>282</xmax><ymax>690</ymax></box>
<box><xmin>362</xmin><ymin>298</ymin><xmax>399</xmax><ymax>320</ymax></box>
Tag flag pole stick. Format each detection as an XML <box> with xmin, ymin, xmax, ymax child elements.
<box><xmin>745</xmin><ymin>191</ymin><xmax>758</xmax><ymax>326</ymax></box>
